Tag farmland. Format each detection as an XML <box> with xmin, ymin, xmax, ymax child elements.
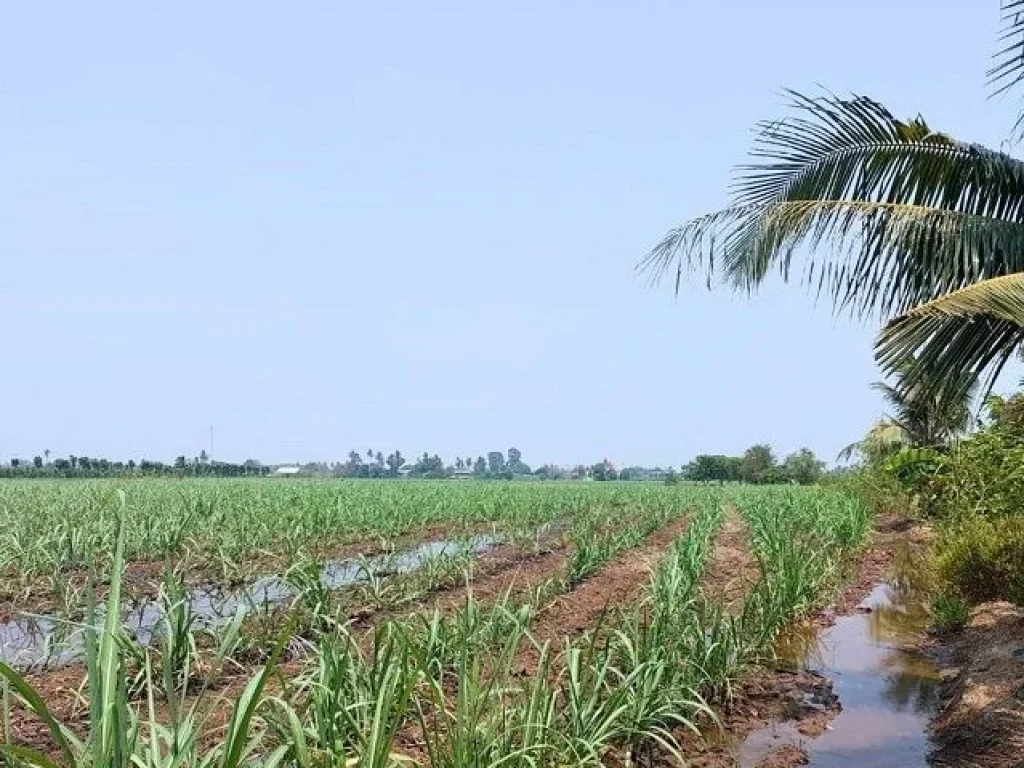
<box><xmin>0</xmin><ymin>478</ymin><xmax>876</xmax><ymax>766</ymax></box>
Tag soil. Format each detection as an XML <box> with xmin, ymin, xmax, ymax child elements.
<box><xmin>755</xmin><ymin>744</ymin><xmax>809</xmax><ymax>768</ymax></box>
<box><xmin>347</xmin><ymin>530</ymin><xmax>570</xmax><ymax>629</ymax></box>
<box><xmin>514</xmin><ymin>515</ymin><xmax>692</xmax><ymax>673</ymax></box>
<box><xmin>927</xmin><ymin>601</ymin><xmax>1024</xmax><ymax>768</ymax></box>
<box><xmin>698</xmin><ymin>508</ymin><xmax>761</xmax><ymax>611</ymax></box>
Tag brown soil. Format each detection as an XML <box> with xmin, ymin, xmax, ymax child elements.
<box><xmin>699</xmin><ymin>508</ymin><xmax>761</xmax><ymax>611</ymax></box>
<box><xmin>431</xmin><ymin>545</ymin><xmax>567</xmax><ymax>610</ymax></box>
<box><xmin>516</xmin><ymin>515</ymin><xmax>692</xmax><ymax>671</ymax></box>
<box><xmin>348</xmin><ymin>531</ymin><xmax>570</xmax><ymax>629</ymax></box>
<box><xmin>927</xmin><ymin>601</ymin><xmax>1024</xmax><ymax>768</ymax></box>
<box><xmin>754</xmin><ymin>744</ymin><xmax>809</xmax><ymax>768</ymax></box>
<box><xmin>677</xmin><ymin>512</ymin><xmax>925</xmax><ymax>767</ymax></box>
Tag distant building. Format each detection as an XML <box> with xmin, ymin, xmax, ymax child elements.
<box><xmin>274</xmin><ymin>466</ymin><xmax>301</xmax><ymax>477</ymax></box>
<box><xmin>452</xmin><ymin>468</ymin><xmax>474</xmax><ymax>479</ymax></box>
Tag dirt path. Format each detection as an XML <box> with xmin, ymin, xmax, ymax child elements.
<box><xmin>927</xmin><ymin>602</ymin><xmax>1024</xmax><ymax>768</ymax></box>
<box><xmin>513</xmin><ymin>515</ymin><xmax>692</xmax><ymax>673</ymax></box>
<box><xmin>698</xmin><ymin>508</ymin><xmax>760</xmax><ymax>612</ymax></box>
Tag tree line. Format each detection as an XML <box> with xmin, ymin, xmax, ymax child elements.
<box><xmin>0</xmin><ymin>451</ymin><xmax>269</xmax><ymax>478</ymax></box>
<box><xmin>0</xmin><ymin>444</ymin><xmax>825</xmax><ymax>484</ymax></box>
<box><xmin>682</xmin><ymin>446</ymin><xmax>824</xmax><ymax>485</ymax></box>
<box><xmin>288</xmin><ymin>447</ymin><xmax>540</xmax><ymax>479</ymax></box>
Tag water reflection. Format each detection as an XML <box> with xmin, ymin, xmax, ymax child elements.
<box><xmin>741</xmin><ymin>545</ymin><xmax>941</xmax><ymax>767</ymax></box>
<box><xmin>0</xmin><ymin>534</ymin><xmax>498</xmax><ymax>669</ymax></box>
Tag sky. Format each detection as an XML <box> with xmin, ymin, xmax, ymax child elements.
<box><xmin>1</xmin><ymin>1</ymin><xmax>1020</xmax><ymax>468</ymax></box>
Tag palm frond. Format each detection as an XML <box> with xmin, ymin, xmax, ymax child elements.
<box><xmin>869</xmin><ymin>380</ymin><xmax>914</xmax><ymax>434</ymax></box>
<box><xmin>989</xmin><ymin>0</ymin><xmax>1024</xmax><ymax>96</ymax></box>
<box><xmin>836</xmin><ymin>420</ymin><xmax>909</xmax><ymax>463</ymax></box>
<box><xmin>876</xmin><ymin>272</ymin><xmax>1024</xmax><ymax>400</ymax></box>
<box><xmin>640</xmin><ymin>92</ymin><xmax>1024</xmax><ymax>318</ymax></box>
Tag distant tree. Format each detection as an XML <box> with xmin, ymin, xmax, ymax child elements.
<box><xmin>487</xmin><ymin>451</ymin><xmax>506</xmax><ymax>474</ymax></box>
<box><xmin>410</xmin><ymin>452</ymin><xmax>447</xmax><ymax>479</ymax></box>
<box><xmin>455</xmin><ymin>458</ymin><xmax>464</xmax><ymax>470</ymax></box>
<box><xmin>367</xmin><ymin>449</ymin><xmax>374</xmax><ymax>460</ymax></box>
<box><xmin>199</xmin><ymin>449</ymin><xmax>209</xmax><ymax>464</ymax></box>
<box><xmin>69</xmin><ymin>455</ymin><xmax>78</xmax><ymax>470</ymax></box>
<box><xmin>506</xmin><ymin>446</ymin><xmax>531</xmax><ymax>475</ymax></box>
<box><xmin>782</xmin><ymin>448</ymin><xmax>825</xmax><ymax>485</ymax></box>
<box><xmin>32</xmin><ymin>456</ymin><xmax>42</xmax><ymax>469</ymax></box>
<box><xmin>128</xmin><ymin>459</ymin><xmax>137</xmax><ymax>472</ymax></box>
<box><xmin>174</xmin><ymin>455</ymin><xmax>187</xmax><ymax>470</ymax></box>
<box><xmin>740</xmin><ymin>445</ymin><xmax>777</xmax><ymax>485</ymax></box>
<box><xmin>385</xmin><ymin>450</ymin><xmax>405</xmax><ymax>476</ymax></box>
<box><xmin>343</xmin><ymin>450</ymin><xmax>364</xmax><ymax>477</ymax></box>
<box><xmin>43</xmin><ymin>449</ymin><xmax>50</xmax><ymax>463</ymax></box>
<box><xmin>590</xmin><ymin>459</ymin><xmax>618</xmax><ymax>481</ymax></box>
<box><xmin>54</xmin><ymin>458</ymin><xmax>70</xmax><ymax>472</ymax></box>
<box><xmin>534</xmin><ymin>464</ymin><xmax>566</xmax><ymax>480</ymax></box>
<box><xmin>473</xmin><ymin>456</ymin><xmax>488</xmax><ymax>476</ymax></box>
<box><xmin>570</xmin><ymin>464</ymin><xmax>589</xmax><ymax>480</ymax></box>
<box><xmin>664</xmin><ymin>468</ymin><xmax>680</xmax><ymax>486</ymax></box>
<box><xmin>724</xmin><ymin>456</ymin><xmax>743</xmax><ymax>481</ymax></box>
<box><xmin>10</xmin><ymin>459</ymin><xmax>19</xmax><ymax>469</ymax></box>
<box><xmin>374</xmin><ymin>451</ymin><xmax>384</xmax><ymax>465</ymax></box>
<box><xmin>685</xmin><ymin>455</ymin><xmax>734</xmax><ymax>483</ymax></box>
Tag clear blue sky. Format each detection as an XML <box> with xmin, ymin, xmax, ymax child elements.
<box><xmin>1</xmin><ymin>2</ymin><xmax>1018</xmax><ymax>467</ymax></box>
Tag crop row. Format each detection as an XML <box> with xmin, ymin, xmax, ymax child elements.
<box><xmin>0</xmin><ymin>485</ymin><xmax>869</xmax><ymax>767</ymax></box>
<box><xmin>0</xmin><ymin>479</ymin><xmax>705</xmax><ymax>583</ymax></box>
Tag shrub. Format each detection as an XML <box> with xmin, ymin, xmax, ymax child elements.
<box><xmin>930</xmin><ymin>592</ymin><xmax>970</xmax><ymax>634</ymax></box>
<box><xmin>934</xmin><ymin>514</ymin><xmax>1024</xmax><ymax>606</ymax></box>
<box><xmin>822</xmin><ymin>466</ymin><xmax>911</xmax><ymax>517</ymax></box>
<box><xmin>924</xmin><ymin>431</ymin><xmax>1024</xmax><ymax>520</ymax></box>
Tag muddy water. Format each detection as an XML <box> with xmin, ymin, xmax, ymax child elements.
<box><xmin>739</xmin><ymin>571</ymin><xmax>941</xmax><ymax>766</ymax></box>
<box><xmin>0</xmin><ymin>534</ymin><xmax>497</xmax><ymax>669</ymax></box>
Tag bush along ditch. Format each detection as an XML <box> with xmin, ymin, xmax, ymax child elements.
<box><xmin>849</xmin><ymin>390</ymin><xmax>1024</xmax><ymax>625</ymax></box>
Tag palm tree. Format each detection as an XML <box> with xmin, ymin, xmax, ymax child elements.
<box><xmin>641</xmin><ymin>2</ymin><xmax>1024</xmax><ymax>401</ymax></box>
<box><xmin>838</xmin><ymin>420</ymin><xmax>913</xmax><ymax>465</ymax></box>
<box><xmin>872</xmin><ymin>361</ymin><xmax>978</xmax><ymax>448</ymax></box>
<box><xmin>840</xmin><ymin>359</ymin><xmax>980</xmax><ymax>461</ymax></box>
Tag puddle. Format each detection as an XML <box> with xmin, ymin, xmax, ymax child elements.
<box><xmin>739</xmin><ymin>575</ymin><xmax>940</xmax><ymax>766</ymax></box>
<box><xmin>0</xmin><ymin>534</ymin><xmax>498</xmax><ymax>669</ymax></box>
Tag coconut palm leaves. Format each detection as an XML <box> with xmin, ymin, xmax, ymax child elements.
<box><xmin>837</xmin><ymin>420</ymin><xmax>912</xmax><ymax>465</ymax></box>
<box><xmin>991</xmin><ymin>1</ymin><xmax>1024</xmax><ymax>96</ymax></box>
<box><xmin>641</xmin><ymin>2</ymin><xmax>1024</xmax><ymax>398</ymax></box>
<box><xmin>872</xmin><ymin>358</ymin><xmax>979</xmax><ymax>447</ymax></box>
<box><xmin>641</xmin><ymin>91</ymin><xmax>1024</xmax><ymax>313</ymax></box>
<box><xmin>879</xmin><ymin>274</ymin><xmax>1024</xmax><ymax>394</ymax></box>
